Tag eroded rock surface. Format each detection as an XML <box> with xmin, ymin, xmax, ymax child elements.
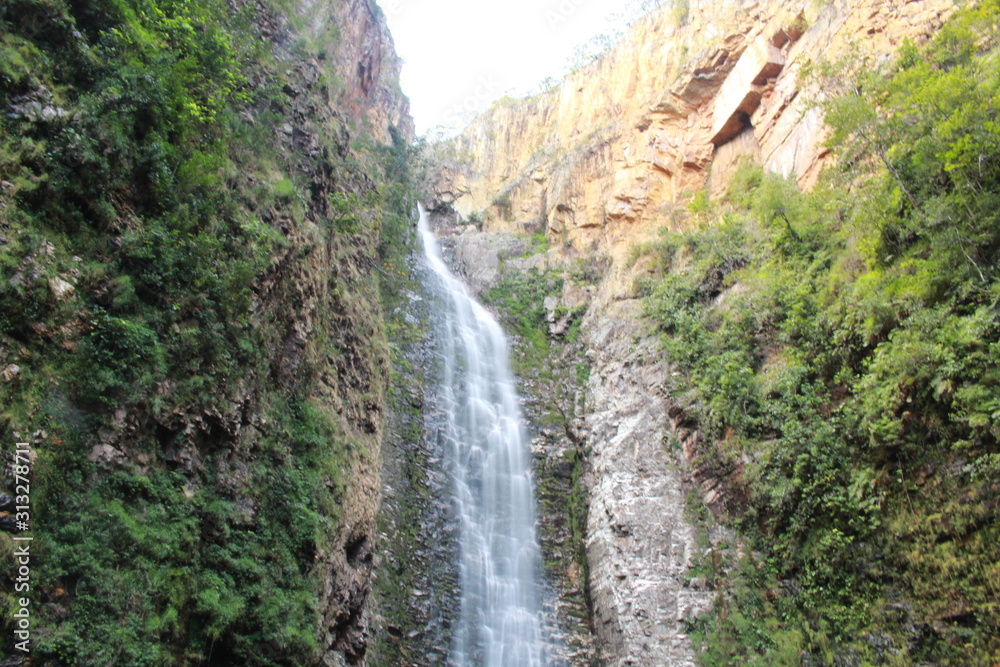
<box><xmin>423</xmin><ymin>1</ymin><xmax>960</xmax><ymax>664</ymax></box>
<box><xmin>426</xmin><ymin>0</ymin><xmax>957</xmax><ymax>257</ymax></box>
<box><xmin>583</xmin><ymin>301</ymin><xmax>713</xmax><ymax>666</ymax></box>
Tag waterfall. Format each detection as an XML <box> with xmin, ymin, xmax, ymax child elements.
<box><xmin>417</xmin><ymin>204</ymin><xmax>561</xmax><ymax>666</ymax></box>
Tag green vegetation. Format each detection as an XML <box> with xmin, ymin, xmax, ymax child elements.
<box><xmin>479</xmin><ymin>260</ymin><xmax>597</xmax><ymax>651</ymax></box>
<box><xmin>36</xmin><ymin>398</ymin><xmax>352</xmax><ymax>665</ymax></box>
<box><xmin>367</xmin><ymin>130</ymin><xmax>450</xmax><ymax>665</ymax></box>
<box><xmin>528</xmin><ymin>228</ymin><xmax>551</xmax><ymax>255</ymax></box>
<box><xmin>492</xmin><ymin>192</ymin><xmax>513</xmax><ymax>222</ymax></box>
<box><xmin>670</xmin><ymin>0</ymin><xmax>690</xmax><ymax>27</ymax></box>
<box><xmin>482</xmin><ymin>268</ymin><xmax>561</xmax><ymax>379</ymax></box>
<box><xmin>481</xmin><ymin>267</ymin><xmax>589</xmax><ymax>400</ymax></box>
<box><xmin>0</xmin><ymin>0</ymin><xmax>413</xmax><ymax>663</ymax></box>
<box><xmin>635</xmin><ymin>6</ymin><xmax>1000</xmax><ymax>663</ymax></box>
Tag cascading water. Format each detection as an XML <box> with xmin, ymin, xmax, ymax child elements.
<box><xmin>417</xmin><ymin>204</ymin><xmax>562</xmax><ymax>666</ymax></box>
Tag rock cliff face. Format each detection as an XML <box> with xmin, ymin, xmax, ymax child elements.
<box><xmin>582</xmin><ymin>301</ymin><xmax>712</xmax><ymax>666</ymax></box>
<box><xmin>155</xmin><ymin>4</ymin><xmax>416</xmax><ymax>661</ymax></box>
<box><xmin>428</xmin><ymin>0</ymin><xmax>955</xmax><ymax>255</ymax></box>
<box><xmin>424</xmin><ymin>0</ymin><xmax>958</xmax><ymax>664</ymax></box>
<box><xmin>294</xmin><ymin>0</ymin><xmax>414</xmax><ymax>142</ymax></box>
<box><xmin>0</xmin><ymin>0</ymin><xmax>412</xmax><ymax>663</ymax></box>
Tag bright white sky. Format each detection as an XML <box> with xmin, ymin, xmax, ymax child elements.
<box><xmin>378</xmin><ymin>0</ymin><xmax>633</xmax><ymax>137</ymax></box>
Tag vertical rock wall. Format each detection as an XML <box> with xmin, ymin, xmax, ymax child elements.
<box><xmin>583</xmin><ymin>301</ymin><xmax>712</xmax><ymax>666</ymax></box>
<box><xmin>246</xmin><ymin>4</ymin><xmax>416</xmax><ymax>662</ymax></box>
<box><xmin>0</xmin><ymin>0</ymin><xmax>413</xmax><ymax>663</ymax></box>
<box><xmin>424</xmin><ymin>0</ymin><xmax>958</xmax><ymax>664</ymax></box>
<box><xmin>426</xmin><ymin>0</ymin><xmax>956</xmax><ymax>257</ymax></box>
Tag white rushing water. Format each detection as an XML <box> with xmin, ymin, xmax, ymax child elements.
<box><xmin>417</xmin><ymin>204</ymin><xmax>560</xmax><ymax>666</ymax></box>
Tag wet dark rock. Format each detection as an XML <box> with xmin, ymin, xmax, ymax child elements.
<box><xmin>0</xmin><ymin>513</ymin><xmax>18</xmax><ymax>533</ymax></box>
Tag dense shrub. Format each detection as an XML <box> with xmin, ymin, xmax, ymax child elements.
<box><xmin>0</xmin><ymin>0</ymin><xmax>413</xmax><ymax>663</ymax></box>
<box><xmin>642</xmin><ymin>4</ymin><xmax>1000</xmax><ymax>663</ymax></box>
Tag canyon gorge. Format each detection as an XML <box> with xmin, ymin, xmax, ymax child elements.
<box><xmin>2</xmin><ymin>0</ymin><xmax>999</xmax><ymax>665</ymax></box>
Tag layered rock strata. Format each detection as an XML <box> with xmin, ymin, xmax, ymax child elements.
<box><xmin>426</xmin><ymin>0</ymin><xmax>956</xmax><ymax>256</ymax></box>
<box><xmin>424</xmin><ymin>0</ymin><xmax>958</xmax><ymax>664</ymax></box>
